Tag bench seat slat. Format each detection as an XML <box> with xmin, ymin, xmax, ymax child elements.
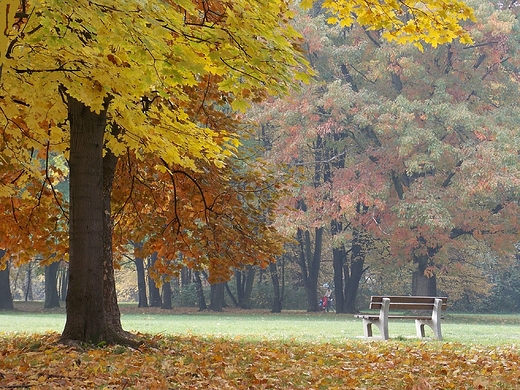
<box><xmin>356</xmin><ymin>315</ymin><xmax>442</xmax><ymax>320</ymax></box>
<box><xmin>370</xmin><ymin>303</ymin><xmax>447</xmax><ymax>311</ymax></box>
<box><xmin>370</xmin><ymin>295</ymin><xmax>447</xmax><ymax>304</ymax></box>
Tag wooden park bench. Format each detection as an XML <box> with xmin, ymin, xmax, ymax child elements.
<box><xmin>354</xmin><ymin>296</ymin><xmax>447</xmax><ymax>341</ymax></box>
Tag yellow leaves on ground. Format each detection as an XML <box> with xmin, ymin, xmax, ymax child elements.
<box><xmin>1</xmin><ymin>333</ymin><xmax>520</xmax><ymax>389</ymax></box>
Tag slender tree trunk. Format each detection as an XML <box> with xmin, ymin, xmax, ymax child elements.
<box><xmin>44</xmin><ymin>261</ymin><xmax>60</xmax><ymax>309</ymax></box>
<box><xmin>161</xmin><ymin>278</ymin><xmax>172</xmax><ymax>309</ymax></box>
<box><xmin>332</xmin><ymin>246</ymin><xmax>346</xmax><ymax>313</ymax></box>
<box><xmin>235</xmin><ymin>269</ymin><xmax>242</xmax><ymax>301</ymax></box>
<box><xmin>24</xmin><ymin>264</ymin><xmax>33</xmax><ymax>302</ymax></box>
<box><xmin>59</xmin><ymin>263</ymin><xmax>68</xmax><ymax>301</ymax></box>
<box><xmin>60</xmin><ymin>96</ymin><xmax>108</xmax><ymax>344</ymax></box>
<box><xmin>135</xmin><ymin>256</ymin><xmax>148</xmax><ymax>308</ymax></box>
<box><xmin>297</xmin><ymin>227</ymin><xmax>323</xmax><ymax>312</ymax></box>
<box><xmin>236</xmin><ymin>265</ymin><xmax>255</xmax><ymax>309</ymax></box>
<box><xmin>343</xmin><ymin>225</ymin><xmax>369</xmax><ymax>313</ymax></box>
<box><xmin>344</xmin><ymin>251</ymin><xmax>365</xmax><ymax>313</ymax></box>
<box><xmin>147</xmin><ymin>253</ymin><xmax>161</xmax><ymax>307</ymax></box>
<box><xmin>0</xmin><ymin>251</ymin><xmax>14</xmax><ymax>310</ymax></box>
<box><xmin>194</xmin><ymin>271</ymin><xmax>207</xmax><ymax>311</ymax></box>
<box><xmin>269</xmin><ymin>260</ymin><xmax>283</xmax><ymax>313</ymax></box>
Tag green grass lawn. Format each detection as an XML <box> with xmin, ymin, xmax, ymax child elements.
<box><xmin>2</xmin><ymin>301</ymin><xmax>520</xmax><ymax>345</ymax></box>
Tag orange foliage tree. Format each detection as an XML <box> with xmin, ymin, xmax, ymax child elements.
<box><xmin>253</xmin><ymin>0</ymin><xmax>520</xmax><ymax>312</ymax></box>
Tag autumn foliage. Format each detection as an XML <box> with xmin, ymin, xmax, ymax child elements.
<box><xmin>1</xmin><ymin>333</ymin><xmax>520</xmax><ymax>389</ymax></box>
<box><xmin>111</xmin><ymin>150</ymin><xmax>288</xmax><ymax>284</ymax></box>
<box><xmin>0</xmin><ymin>0</ymin><xmax>482</xmax><ymax>342</ymax></box>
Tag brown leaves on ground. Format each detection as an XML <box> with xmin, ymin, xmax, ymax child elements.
<box><xmin>0</xmin><ymin>333</ymin><xmax>519</xmax><ymax>389</ymax></box>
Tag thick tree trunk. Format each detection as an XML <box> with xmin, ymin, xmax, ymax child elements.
<box><xmin>209</xmin><ymin>282</ymin><xmax>225</xmax><ymax>311</ymax></box>
<box><xmin>102</xmin><ymin>139</ymin><xmax>130</xmax><ymax>337</ymax></box>
<box><xmin>44</xmin><ymin>261</ymin><xmax>60</xmax><ymax>309</ymax></box>
<box><xmin>412</xmin><ymin>271</ymin><xmax>437</xmax><ymax>296</ymax></box>
<box><xmin>194</xmin><ymin>271</ymin><xmax>207</xmax><ymax>311</ymax></box>
<box><xmin>147</xmin><ymin>253</ymin><xmax>162</xmax><ymax>307</ymax></box>
<box><xmin>0</xmin><ymin>252</ymin><xmax>14</xmax><ymax>310</ymax></box>
<box><xmin>60</xmin><ymin>96</ymin><xmax>108</xmax><ymax>344</ymax></box>
<box><xmin>412</xmin><ymin>253</ymin><xmax>438</xmax><ymax>296</ymax></box>
<box><xmin>269</xmin><ymin>261</ymin><xmax>283</xmax><ymax>313</ymax></box>
<box><xmin>135</xmin><ymin>256</ymin><xmax>148</xmax><ymax>308</ymax></box>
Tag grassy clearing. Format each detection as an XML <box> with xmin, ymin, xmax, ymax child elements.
<box><xmin>2</xmin><ymin>301</ymin><xmax>520</xmax><ymax>345</ymax></box>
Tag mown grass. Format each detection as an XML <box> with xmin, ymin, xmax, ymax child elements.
<box><xmin>2</xmin><ymin>301</ymin><xmax>520</xmax><ymax>345</ymax></box>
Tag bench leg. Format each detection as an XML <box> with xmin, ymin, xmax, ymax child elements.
<box><xmin>359</xmin><ymin>298</ymin><xmax>390</xmax><ymax>340</ymax></box>
<box><xmin>362</xmin><ymin>318</ymin><xmax>389</xmax><ymax>340</ymax></box>
<box><xmin>381</xmin><ymin>320</ymin><xmax>389</xmax><ymax>340</ymax></box>
<box><xmin>415</xmin><ymin>319</ymin><xmax>442</xmax><ymax>340</ymax></box>
<box><xmin>363</xmin><ymin>319</ymin><xmax>373</xmax><ymax>338</ymax></box>
<box><xmin>415</xmin><ymin>321</ymin><xmax>426</xmax><ymax>338</ymax></box>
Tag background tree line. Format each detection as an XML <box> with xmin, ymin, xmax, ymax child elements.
<box><xmin>2</xmin><ymin>241</ymin><xmax>520</xmax><ymax>314</ymax></box>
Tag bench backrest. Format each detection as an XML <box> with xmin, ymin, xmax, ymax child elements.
<box><xmin>369</xmin><ymin>296</ymin><xmax>447</xmax><ymax>311</ymax></box>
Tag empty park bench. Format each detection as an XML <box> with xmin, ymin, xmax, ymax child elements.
<box><xmin>354</xmin><ymin>296</ymin><xmax>447</xmax><ymax>341</ymax></box>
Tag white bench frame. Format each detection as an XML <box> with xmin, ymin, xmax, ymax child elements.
<box><xmin>354</xmin><ymin>296</ymin><xmax>447</xmax><ymax>341</ymax></box>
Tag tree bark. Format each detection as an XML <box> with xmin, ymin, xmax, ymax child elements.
<box><xmin>147</xmin><ymin>253</ymin><xmax>162</xmax><ymax>307</ymax></box>
<box><xmin>343</xmin><ymin>226</ymin><xmax>369</xmax><ymax>313</ymax></box>
<box><xmin>135</xmin><ymin>256</ymin><xmax>148</xmax><ymax>308</ymax></box>
<box><xmin>412</xmin><ymin>254</ymin><xmax>438</xmax><ymax>296</ymax></box>
<box><xmin>24</xmin><ymin>263</ymin><xmax>33</xmax><ymax>302</ymax></box>
<box><xmin>181</xmin><ymin>266</ymin><xmax>191</xmax><ymax>286</ymax></box>
<box><xmin>59</xmin><ymin>263</ymin><xmax>68</xmax><ymax>301</ymax></box>
<box><xmin>161</xmin><ymin>278</ymin><xmax>172</xmax><ymax>309</ymax></box>
<box><xmin>296</xmin><ymin>226</ymin><xmax>323</xmax><ymax>312</ymax></box>
<box><xmin>345</xmin><ymin>253</ymin><xmax>365</xmax><ymax>313</ymax></box>
<box><xmin>209</xmin><ymin>282</ymin><xmax>225</xmax><ymax>311</ymax></box>
<box><xmin>236</xmin><ymin>265</ymin><xmax>255</xmax><ymax>309</ymax></box>
<box><xmin>0</xmin><ymin>251</ymin><xmax>14</xmax><ymax>310</ymax></box>
<box><xmin>194</xmin><ymin>271</ymin><xmax>207</xmax><ymax>311</ymax></box>
<box><xmin>102</xmin><ymin>136</ymin><xmax>129</xmax><ymax>336</ymax></box>
<box><xmin>60</xmin><ymin>96</ymin><xmax>108</xmax><ymax>344</ymax></box>
<box><xmin>332</xmin><ymin>245</ymin><xmax>346</xmax><ymax>313</ymax></box>
<box><xmin>269</xmin><ymin>260</ymin><xmax>283</xmax><ymax>313</ymax></box>
<box><xmin>44</xmin><ymin>261</ymin><xmax>60</xmax><ymax>309</ymax></box>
